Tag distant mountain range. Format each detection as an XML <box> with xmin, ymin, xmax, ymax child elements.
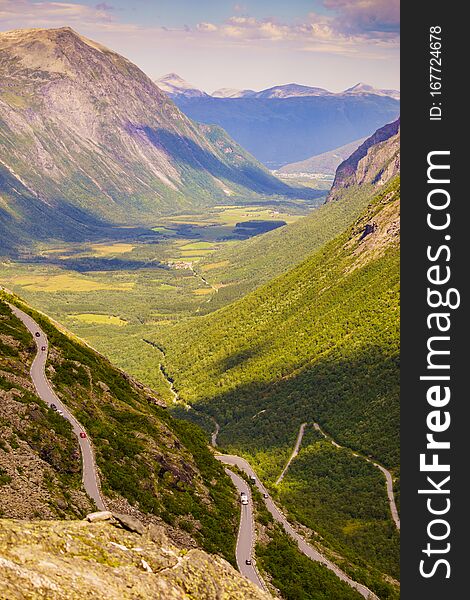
<box><xmin>155</xmin><ymin>74</ymin><xmax>400</xmax><ymax>168</ymax></box>
<box><xmin>156</xmin><ymin>74</ymin><xmax>400</xmax><ymax>101</ymax></box>
<box><xmin>278</xmin><ymin>138</ymin><xmax>367</xmax><ymax>176</ymax></box>
<box><xmin>0</xmin><ymin>28</ymin><xmax>294</xmax><ymax>252</ymax></box>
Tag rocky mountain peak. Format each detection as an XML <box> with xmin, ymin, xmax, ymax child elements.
<box><xmin>327</xmin><ymin>117</ymin><xmax>400</xmax><ymax>202</ymax></box>
<box><xmin>0</xmin><ymin>27</ymin><xmax>287</xmax><ymax>250</ymax></box>
<box><xmin>343</xmin><ymin>82</ymin><xmax>400</xmax><ymax>100</ymax></box>
<box><xmin>156</xmin><ymin>73</ymin><xmax>208</xmax><ymax>97</ymax></box>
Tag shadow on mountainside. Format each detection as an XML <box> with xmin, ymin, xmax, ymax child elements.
<box><xmin>174</xmin><ymin>343</ymin><xmax>399</xmax><ymax>470</ymax></box>
<box><xmin>143</xmin><ymin>128</ymin><xmax>322</xmax><ymax>201</ymax></box>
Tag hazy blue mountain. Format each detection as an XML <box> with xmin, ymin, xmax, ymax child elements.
<box><xmin>172</xmin><ymin>90</ymin><xmax>399</xmax><ymax>168</ymax></box>
<box><xmin>278</xmin><ymin>137</ymin><xmax>367</xmax><ymax>175</ymax></box>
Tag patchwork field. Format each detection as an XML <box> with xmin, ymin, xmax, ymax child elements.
<box><xmin>0</xmin><ymin>201</ymin><xmax>318</xmax><ymax>398</ymax></box>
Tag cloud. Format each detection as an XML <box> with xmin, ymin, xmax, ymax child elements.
<box><xmin>190</xmin><ymin>1</ymin><xmax>399</xmax><ymax>49</ymax></box>
<box><xmin>0</xmin><ymin>0</ymin><xmax>116</xmax><ymax>28</ymax></box>
<box><xmin>191</xmin><ymin>11</ymin><xmax>398</xmax><ymax>55</ymax></box>
<box><xmin>0</xmin><ymin>0</ymin><xmax>398</xmax><ymax>63</ymax></box>
<box><xmin>323</xmin><ymin>0</ymin><xmax>400</xmax><ymax>36</ymax></box>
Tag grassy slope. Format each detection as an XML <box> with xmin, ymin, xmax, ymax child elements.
<box><xmin>158</xmin><ymin>178</ymin><xmax>400</xmax><ymax>596</ymax></box>
<box><xmin>197</xmin><ymin>185</ymin><xmax>375</xmax><ymax>310</ymax></box>
<box><xmin>0</xmin><ymin>299</ymin><xmax>92</xmax><ymax>518</ymax></box>
<box><xmin>0</xmin><ymin>291</ymin><xmax>238</xmax><ymax>563</ymax></box>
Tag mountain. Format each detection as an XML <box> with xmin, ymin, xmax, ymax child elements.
<box><xmin>0</xmin><ymin>291</ymin><xmax>239</xmax><ymax>562</ymax></box>
<box><xmin>0</xmin><ymin>28</ymin><xmax>292</xmax><ymax>252</ymax></box>
<box><xmin>278</xmin><ymin>137</ymin><xmax>367</xmax><ymax>175</ymax></box>
<box><xmin>156</xmin><ymin>125</ymin><xmax>401</xmax><ymax>597</ymax></box>
<box><xmin>156</xmin><ymin>72</ymin><xmax>209</xmax><ymax>98</ymax></box>
<box><xmin>0</xmin><ymin>518</ymin><xmax>269</xmax><ymax>599</ymax></box>
<box><xmin>161</xmin><ymin>76</ymin><xmax>399</xmax><ymax>102</ymax></box>
<box><xmin>344</xmin><ymin>82</ymin><xmax>400</xmax><ymax>100</ymax></box>
<box><xmin>327</xmin><ymin>118</ymin><xmax>400</xmax><ymax>202</ymax></box>
<box><xmin>212</xmin><ymin>88</ymin><xmax>256</xmax><ymax>98</ymax></box>
<box><xmin>172</xmin><ymin>90</ymin><xmax>399</xmax><ymax>168</ymax></box>
<box><xmin>251</xmin><ymin>83</ymin><xmax>331</xmax><ymax>99</ymax></box>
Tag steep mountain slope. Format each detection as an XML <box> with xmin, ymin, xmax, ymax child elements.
<box><xmin>161</xmin><ymin>175</ymin><xmax>400</xmax><ymax>469</ymax></box>
<box><xmin>327</xmin><ymin>118</ymin><xmax>400</xmax><ymax>202</ymax></box>
<box><xmin>195</xmin><ymin>120</ymin><xmax>399</xmax><ymax>310</ymax></box>
<box><xmin>0</xmin><ymin>518</ymin><xmax>270</xmax><ymax>600</ymax></box>
<box><xmin>0</xmin><ymin>291</ymin><xmax>238</xmax><ymax>562</ymax></box>
<box><xmin>0</xmin><ymin>299</ymin><xmax>94</xmax><ymax>519</ymax></box>
<box><xmin>159</xmin><ymin>178</ymin><xmax>400</xmax><ymax>595</ymax></box>
<box><xmin>0</xmin><ymin>28</ymin><xmax>291</xmax><ymax>251</ymax></box>
<box><xmin>155</xmin><ymin>127</ymin><xmax>401</xmax><ymax>597</ymax></box>
<box><xmin>278</xmin><ymin>137</ymin><xmax>366</xmax><ymax>175</ymax></box>
<box><xmin>172</xmin><ymin>86</ymin><xmax>399</xmax><ymax>168</ymax></box>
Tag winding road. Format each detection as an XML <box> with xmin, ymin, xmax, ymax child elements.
<box><xmin>217</xmin><ymin>454</ymin><xmax>379</xmax><ymax>600</ymax></box>
<box><xmin>5</xmin><ymin>299</ymin><xmax>391</xmax><ymax>598</ymax></box>
<box><xmin>275</xmin><ymin>422</ymin><xmax>307</xmax><ymax>485</ymax></box>
<box><xmin>9</xmin><ymin>304</ymin><xmax>106</xmax><ymax>511</ymax></box>
<box><xmin>223</xmin><ymin>468</ymin><xmax>266</xmax><ymax>591</ymax></box>
<box><xmin>313</xmin><ymin>423</ymin><xmax>400</xmax><ymax>530</ymax></box>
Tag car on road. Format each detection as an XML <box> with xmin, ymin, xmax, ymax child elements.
<box><xmin>245</xmin><ymin>559</ymin><xmax>252</xmax><ymax>565</ymax></box>
<box><xmin>79</xmin><ymin>432</ymin><xmax>87</xmax><ymax>439</ymax></box>
<box><xmin>41</xmin><ymin>346</ymin><xmax>46</xmax><ymax>351</ymax></box>
<box><xmin>57</xmin><ymin>410</ymin><xmax>64</xmax><ymax>416</ymax></box>
<box><xmin>50</xmin><ymin>404</ymin><xmax>57</xmax><ymax>410</ymax></box>
<box><xmin>35</xmin><ymin>332</ymin><xmax>40</xmax><ymax>337</ymax></box>
<box><xmin>250</xmin><ymin>475</ymin><xmax>256</xmax><ymax>484</ymax></box>
<box><xmin>240</xmin><ymin>492</ymin><xmax>248</xmax><ymax>505</ymax></box>
<box><xmin>263</xmin><ymin>493</ymin><xmax>268</xmax><ymax>499</ymax></box>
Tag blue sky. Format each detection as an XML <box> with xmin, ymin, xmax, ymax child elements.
<box><xmin>0</xmin><ymin>1</ymin><xmax>399</xmax><ymax>92</ymax></box>
<box><xmin>82</xmin><ymin>1</ymin><xmax>333</xmax><ymax>26</ymax></box>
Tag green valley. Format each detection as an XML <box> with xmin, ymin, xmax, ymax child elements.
<box><xmin>0</xmin><ymin>22</ymin><xmax>401</xmax><ymax>600</ymax></box>
<box><xmin>0</xmin><ymin>290</ymin><xmax>239</xmax><ymax>562</ymax></box>
<box><xmin>153</xmin><ymin>173</ymin><xmax>400</xmax><ymax>597</ymax></box>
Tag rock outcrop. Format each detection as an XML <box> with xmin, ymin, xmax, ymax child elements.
<box><xmin>0</xmin><ymin>518</ymin><xmax>271</xmax><ymax>599</ymax></box>
<box><xmin>326</xmin><ymin>118</ymin><xmax>400</xmax><ymax>202</ymax></box>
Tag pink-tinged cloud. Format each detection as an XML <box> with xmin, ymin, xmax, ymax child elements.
<box><xmin>0</xmin><ymin>0</ymin><xmax>115</xmax><ymax>26</ymax></box>
<box><xmin>192</xmin><ymin>12</ymin><xmax>398</xmax><ymax>50</ymax></box>
<box><xmin>323</xmin><ymin>0</ymin><xmax>399</xmax><ymax>35</ymax></box>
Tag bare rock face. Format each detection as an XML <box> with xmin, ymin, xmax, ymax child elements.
<box><xmin>0</xmin><ymin>27</ymin><xmax>286</xmax><ymax>251</ymax></box>
<box><xmin>112</xmin><ymin>513</ymin><xmax>146</xmax><ymax>535</ymax></box>
<box><xmin>0</xmin><ymin>519</ymin><xmax>271</xmax><ymax>600</ymax></box>
<box><xmin>327</xmin><ymin>118</ymin><xmax>400</xmax><ymax>202</ymax></box>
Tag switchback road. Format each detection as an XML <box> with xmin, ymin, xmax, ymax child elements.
<box><xmin>217</xmin><ymin>454</ymin><xmax>379</xmax><ymax>600</ymax></box>
<box><xmin>275</xmin><ymin>422</ymin><xmax>307</xmax><ymax>485</ymax></box>
<box><xmin>10</xmin><ymin>304</ymin><xmax>106</xmax><ymax>511</ymax></box>
<box><xmin>313</xmin><ymin>423</ymin><xmax>400</xmax><ymax>530</ymax></box>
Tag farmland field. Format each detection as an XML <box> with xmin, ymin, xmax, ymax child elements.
<box><xmin>0</xmin><ymin>200</ymin><xmax>319</xmax><ymax>394</ymax></box>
